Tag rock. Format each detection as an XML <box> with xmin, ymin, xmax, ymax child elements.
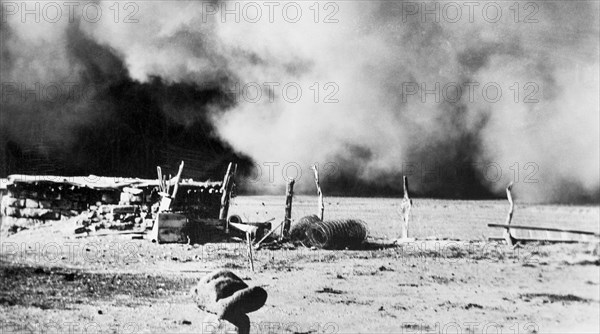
<box><xmin>120</xmin><ymin>192</ymin><xmax>133</xmax><ymax>204</ymax></box>
<box><xmin>4</xmin><ymin>196</ymin><xmax>22</xmax><ymax>208</ymax></box>
<box><xmin>18</xmin><ymin>208</ymin><xmax>51</xmax><ymax>218</ymax></box>
<box><xmin>38</xmin><ymin>200</ymin><xmax>53</xmax><ymax>209</ymax></box>
<box><xmin>25</xmin><ymin>199</ymin><xmax>40</xmax><ymax>208</ymax></box>
<box><xmin>74</xmin><ymin>227</ymin><xmax>90</xmax><ymax>234</ymax></box>
<box><xmin>5</xmin><ymin>207</ymin><xmax>20</xmax><ymax>217</ymax></box>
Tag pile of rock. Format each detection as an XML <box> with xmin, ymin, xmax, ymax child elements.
<box><xmin>76</xmin><ymin>204</ymin><xmax>150</xmax><ymax>233</ymax></box>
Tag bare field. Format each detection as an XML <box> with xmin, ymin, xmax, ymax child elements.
<box><xmin>1</xmin><ymin>196</ymin><xmax>599</xmax><ymax>334</ymax></box>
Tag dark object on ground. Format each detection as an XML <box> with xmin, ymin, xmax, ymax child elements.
<box><xmin>190</xmin><ymin>270</ymin><xmax>267</xmax><ymax>334</ymax></box>
<box><xmin>307</xmin><ymin>219</ymin><xmax>368</xmax><ymax>249</ymax></box>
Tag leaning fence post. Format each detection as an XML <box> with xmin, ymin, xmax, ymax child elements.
<box><xmin>220</xmin><ymin>162</ymin><xmax>237</xmax><ymax>233</ymax></box>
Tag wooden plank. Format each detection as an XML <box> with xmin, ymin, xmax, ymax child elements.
<box><xmin>75</xmin><ymin>231</ymin><xmax>145</xmax><ymax>238</ymax></box>
<box><xmin>488</xmin><ymin>224</ymin><xmax>600</xmax><ymax>236</ymax></box>
<box><xmin>230</xmin><ymin>222</ymin><xmax>258</xmax><ymax>234</ymax></box>
<box><xmin>171</xmin><ymin>161</ymin><xmax>185</xmax><ymax>199</ymax></box>
<box><xmin>487</xmin><ymin>237</ymin><xmax>587</xmax><ymax>244</ymax></box>
<box><xmin>246</xmin><ymin>232</ymin><xmax>254</xmax><ymax>272</ymax></box>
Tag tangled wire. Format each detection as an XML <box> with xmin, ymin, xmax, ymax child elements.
<box><xmin>289</xmin><ymin>215</ymin><xmax>321</xmax><ymax>245</ymax></box>
<box><xmin>290</xmin><ymin>216</ymin><xmax>368</xmax><ymax>249</ymax></box>
<box><xmin>307</xmin><ymin>219</ymin><xmax>368</xmax><ymax>249</ymax></box>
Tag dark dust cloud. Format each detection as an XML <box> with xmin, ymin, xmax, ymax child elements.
<box><xmin>1</xmin><ymin>1</ymin><xmax>598</xmax><ymax>202</ymax></box>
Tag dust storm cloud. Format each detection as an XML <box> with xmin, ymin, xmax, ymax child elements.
<box><xmin>1</xmin><ymin>1</ymin><xmax>598</xmax><ymax>202</ymax></box>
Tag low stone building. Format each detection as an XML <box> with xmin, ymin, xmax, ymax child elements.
<box><xmin>0</xmin><ymin>174</ymin><xmax>223</xmax><ymax>234</ymax></box>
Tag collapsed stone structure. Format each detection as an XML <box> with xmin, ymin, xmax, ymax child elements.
<box><xmin>0</xmin><ymin>174</ymin><xmax>223</xmax><ymax>234</ymax></box>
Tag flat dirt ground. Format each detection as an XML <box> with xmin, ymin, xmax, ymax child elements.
<box><xmin>1</xmin><ymin>196</ymin><xmax>599</xmax><ymax>334</ymax></box>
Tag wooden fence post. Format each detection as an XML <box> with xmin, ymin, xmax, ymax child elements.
<box><xmin>399</xmin><ymin>176</ymin><xmax>413</xmax><ymax>239</ymax></box>
<box><xmin>311</xmin><ymin>165</ymin><xmax>324</xmax><ymax>221</ymax></box>
<box><xmin>220</xmin><ymin>162</ymin><xmax>237</xmax><ymax>233</ymax></box>
<box><xmin>281</xmin><ymin>179</ymin><xmax>295</xmax><ymax>239</ymax></box>
<box><xmin>503</xmin><ymin>182</ymin><xmax>517</xmax><ymax>247</ymax></box>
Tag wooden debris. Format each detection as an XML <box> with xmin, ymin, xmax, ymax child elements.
<box><xmin>171</xmin><ymin>161</ymin><xmax>185</xmax><ymax>199</ymax></box>
<box><xmin>311</xmin><ymin>164</ymin><xmax>325</xmax><ymax>221</ymax></box>
<box><xmin>157</xmin><ymin>166</ymin><xmax>164</xmax><ymax>192</ymax></box>
<box><xmin>255</xmin><ymin>219</ymin><xmax>286</xmax><ymax>249</ymax></box>
<box><xmin>246</xmin><ymin>232</ymin><xmax>254</xmax><ymax>272</ymax></box>
<box><xmin>489</xmin><ymin>224</ymin><xmax>600</xmax><ymax>237</ymax></box>
<box><xmin>229</xmin><ymin>222</ymin><xmax>258</xmax><ymax>235</ymax></box>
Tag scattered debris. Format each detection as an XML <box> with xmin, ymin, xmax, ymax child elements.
<box><xmin>519</xmin><ymin>293</ymin><xmax>592</xmax><ymax>303</ymax></box>
<box><xmin>254</xmin><ymin>219</ymin><xmax>285</xmax><ymax>249</ymax></box>
<box><xmin>316</xmin><ymin>287</ymin><xmax>344</xmax><ymax>294</ymax></box>
<box><xmin>463</xmin><ymin>303</ymin><xmax>484</xmax><ymax>310</ymax></box>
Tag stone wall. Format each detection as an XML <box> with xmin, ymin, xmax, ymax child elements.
<box><xmin>0</xmin><ymin>175</ymin><xmax>224</xmax><ymax>234</ymax></box>
<box><xmin>0</xmin><ymin>181</ymin><xmax>116</xmax><ymax>232</ymax></box>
